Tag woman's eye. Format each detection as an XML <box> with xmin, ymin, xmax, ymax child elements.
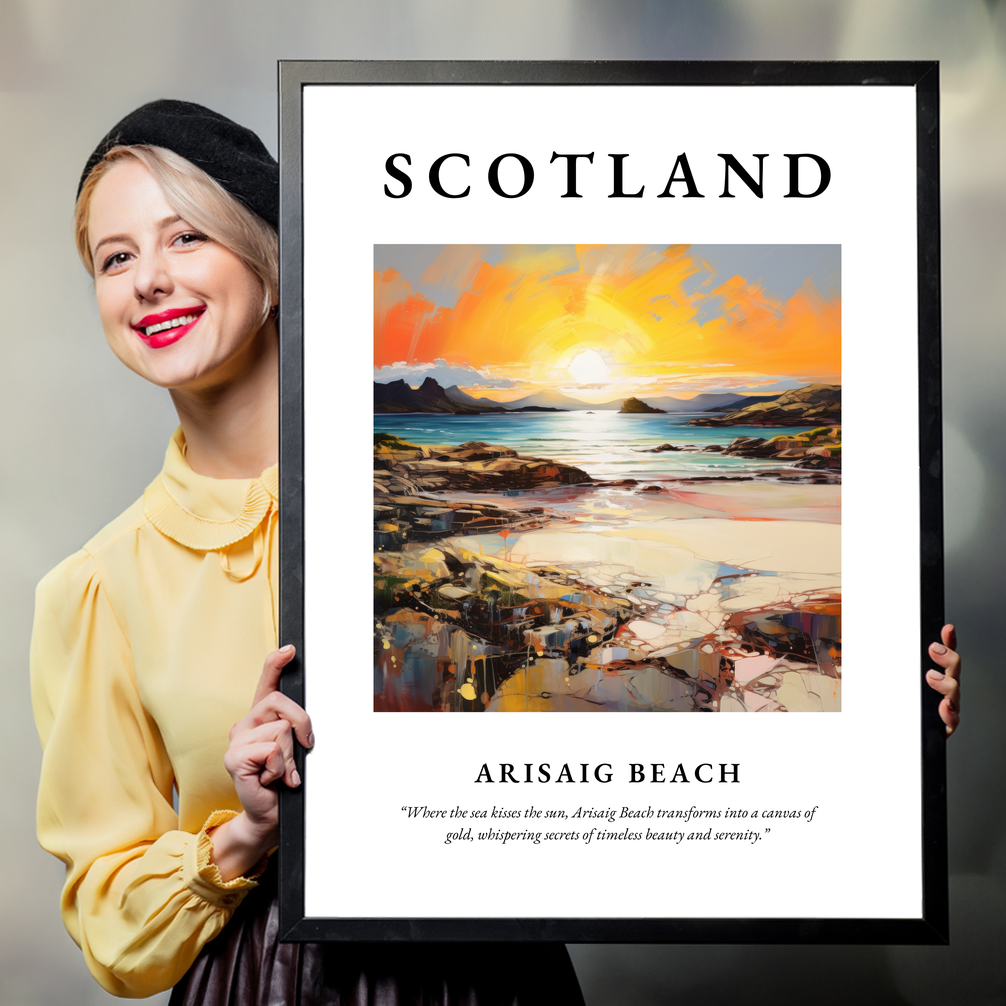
<box><xmin>101</xmin><ymin>251</ymin><xmax>132</xmax><ymax>273</ymax></box>
<box><xmin>173</xmin><ymin>231</ymin><xmax>208</xmax><ymax>248</ymax></box>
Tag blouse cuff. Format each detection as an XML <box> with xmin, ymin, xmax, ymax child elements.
<box><xmin>183</xmin><ymin>810</ymin><xmax>269</xmax><ymax>909</ymax></box>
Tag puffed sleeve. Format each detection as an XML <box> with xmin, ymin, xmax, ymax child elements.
<box><xmin>31</xmin><ymin>549</ymin><xmax>261</xmax><ymax>998</ymax></box>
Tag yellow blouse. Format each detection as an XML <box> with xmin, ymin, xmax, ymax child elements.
<box><xmin>31</xmin><ymin>428</ymin><xmax>279</xmax><ymax>998</ymax></box>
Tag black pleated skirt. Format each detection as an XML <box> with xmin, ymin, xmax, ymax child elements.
<box><xmin>169</xmin><ymin>869</ymin><xmax>585</xmax><ymax>1006</ymax></box>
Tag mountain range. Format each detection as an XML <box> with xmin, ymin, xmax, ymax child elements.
<box><xmin>374</xmin><ymin>378</ymin><xmax>485</xmax><ymax>414</ymax></box>
<box><xmin>374</xmin><ymin>378</ymin><xmax>783</xmax><ymax>414</ymax></box>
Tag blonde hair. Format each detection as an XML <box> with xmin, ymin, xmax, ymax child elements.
<box><xmin>75</xmin><ymin>145</ymin><xmax>278</xmax><ymax>323</ymax></box>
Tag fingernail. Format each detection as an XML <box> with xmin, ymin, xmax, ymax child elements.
<box><xmin>292</xmin><ymin>768</ymin><xmax>301</xmax><ymax>787</ymax></box>
<box><xmin>307</xmin><ymin>732</ymin><xmax>315</xmax><ymax>748</ymax></box>
<box><xmin>931</xmin><ymin>643</ymin><xmax>947</xmax><ymax>654</ymax></box>
<box><xmin>280</xmin><ymin>644</ymin><xmax>295</xmax><ymax>654</ymax></box>
<box><xmin>927</xmin><ymin>669</ymin><xmax>944</xmax><ymax>680</ymax></box>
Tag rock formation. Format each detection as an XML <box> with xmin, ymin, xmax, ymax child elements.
<box><xmin>618</xmin><ymin>397</ymin><xmax>666</xmax><ymax>414</ymax></box>
<box><xmin>688</xmin><ymin>383</ymin><xmax>840</xmax><ymax>427</ymax></box>
<box><xmin>719</xmin><ymin>426</ymin><xmax>841</xmax><ymax>469</ymax></box>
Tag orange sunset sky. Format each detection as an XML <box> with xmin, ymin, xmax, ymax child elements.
<box><xmin>374</xmin><ymin>244</ymin><xmax>840</xmax><ymax>403</ymax></box>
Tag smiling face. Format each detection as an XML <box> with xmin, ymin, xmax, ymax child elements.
<box><xmin>87</xmin><ymin>158</ymin><xmax>272</xmax><ymax>392</ymax></box>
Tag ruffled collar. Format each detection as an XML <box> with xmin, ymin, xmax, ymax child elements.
<box><xmin>143</xmin><ymin>428</ymin><xmax>278</xmax><ymax>551</ymax></box>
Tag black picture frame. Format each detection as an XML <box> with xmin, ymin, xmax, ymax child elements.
<box><xmin>277</xmin><ymin>60</ymin><xmax>945</xmax><ymax>944</ymax></box>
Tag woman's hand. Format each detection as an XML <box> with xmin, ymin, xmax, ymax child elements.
<box><xmin>926</xmin><ymin>624</ymin><xmax>961</xmax><ymax>738</ymax></box>
<box><xmin>209</xmin><ymin>645</ymin><xmax>314</xmax><ymax>881</ymax></box>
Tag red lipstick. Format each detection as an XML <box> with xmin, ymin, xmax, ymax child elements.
<box><xmin>132</xmin><ymin>306</ymin><xmax>205</xmax><ymax>349</ymax></box>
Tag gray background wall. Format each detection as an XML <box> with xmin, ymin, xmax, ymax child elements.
<box><xmin>1</xmin><ymin>2</ymin><xmax>1002</xmax><ymax>1003</ymax></box>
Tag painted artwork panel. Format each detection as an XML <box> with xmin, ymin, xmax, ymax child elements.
<box><xmin>374</xmin><ymin>244</ymin><xmax>841</xmax><ymax>713</ymax></box>
<box><xmin>297</xmin><ymin>73</ymin><xmax>935</xmax><ymax>932</ymax></box>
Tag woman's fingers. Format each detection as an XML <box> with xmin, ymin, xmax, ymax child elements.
<box><xmin>940</xmin><ymin>697</ymin><xmax>960</xmax><ymax>736</ymax></box>
<box><xmin>252</xmin><ymin>644</ymin><xmax>296</xmax><ymax>707</ymax></box>
<box><xmin>925</xmin><ymin>667</ymin><xmax>959</xmax><ymax>704</ymax></box>
<box><xmin>232</xmin><ymin>689</ymin><xmax>313</xmax><ymax>750</ymax></box>
<box><xmin>240</xmin><ymin>644</ymin><xmax>314</xmax><ymax>749</ymax></box>
<box><xmin>224</xmin><ymin>738</ymin><xmax>287</xmax><ymax>788</ymax></box>
<box><xmin>252</xmin><ymin>691</ymin><xmax>314</xmax><ymax>748</ymax></box>
<box><xmin>224</xmin><ymin>645</ymin><xmax>311</xmax><ymax>808</ymax></box>
<box><xmin>927</xmin><ymin>623</ymin><xmax>960</xmax><ymax>737</ymax></box>
<box><xmin>925</xmin><ymin>680</ymin><xmax>960</xmax><ymax>736</ymax></box>
<box><xmin>218</xmin><ymin>647</ymin><xmax>308</xmax><ymax>845</ymax></box>
<box><xmin>230</xmin><ymin>719</ymin><xmax>301</xmax><ymax>788</ymax></box>
<box><xmin>941</xmin><ymin>623</ymin><xmax>958</xmax><ymax>653</ymax></box>
<box><xmin>259</xmin><ymin>742</ymin><xmax>288</xmax><ymax>787</ymax></box>
<box><xmin>928</xmin><ymin>638</ymin><xmax>961</xmax><ymax>682</ymax></box>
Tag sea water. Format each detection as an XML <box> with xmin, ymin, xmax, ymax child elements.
<box><xmin>373</xmin><ymin>411</ymin><xmax>819</xmax><ymax>482</ymax></box>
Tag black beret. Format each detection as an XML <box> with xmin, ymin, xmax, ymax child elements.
<box><xmin>78</xmin><ymin>99</ymin><xmax>278</xmax><ymax>228</ymax></box>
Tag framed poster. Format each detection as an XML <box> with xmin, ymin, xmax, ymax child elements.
<box><xmin>277</xmin><ymin>61</ymin><xmax>946</xmax><ymax>943</ymax></box>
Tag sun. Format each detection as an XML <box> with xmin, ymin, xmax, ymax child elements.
<box><xmin>567</xmin><ymin>349</ymin><xmax>611</xmax><ymax>384</ymax></box>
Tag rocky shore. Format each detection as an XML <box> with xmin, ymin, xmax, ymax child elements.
<box><xmin>374</xmin><ymin>495</ymin><xmax>548</xmax><ymax>551</ymax></box>
<box><xmin>638</xmin><ymin>425</ymin><xmax>841</xmax><ymax>482</ymax></box>
<box><xmin>374</xmin><ymin>433</ymin><xmax>589</xmax><ymax>553</ymax></box>
<box><xmin>375</xmin><ymin>434</ymin><xmax>592</xmax><ymax>494</ymax></box>
<box><xmin>721</xmin><ymin>426</ymin><xmax>841</xmax><ymax>470</ymax></box>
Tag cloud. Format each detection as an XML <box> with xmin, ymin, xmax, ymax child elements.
<box><xmin>374</xmin><ymin>359</ymin><xmax>517</xmax><ymax>389</ymax></box>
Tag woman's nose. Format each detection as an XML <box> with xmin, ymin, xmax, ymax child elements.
<box><xmin>133</xmin><ymin>249</ymin><xmax>173</xmax><ymax>302</ymax></box>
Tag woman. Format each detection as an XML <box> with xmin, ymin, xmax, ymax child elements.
<box><xmin>31</xmin><ymin>100</ymin><xmax>585</xmax><ymax>1003</ymax></box>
